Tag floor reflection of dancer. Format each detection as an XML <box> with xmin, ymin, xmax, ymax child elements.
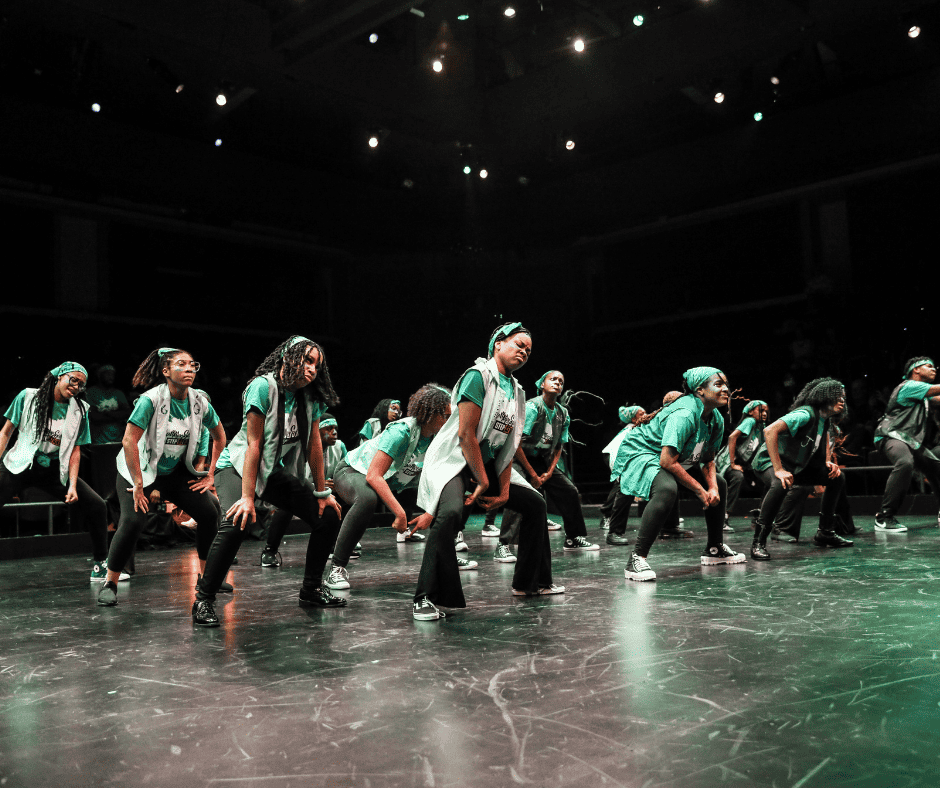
<box><xmin>98</xmin><ymin>348</ymin><xmax>226</xmax><ymax>606</ymax></box>
<box><xmin>409</xmin><ymin>322</ymin><xmax>562</xmax><ymax>621</ymax></box>
<box><xmin>614</xmin><ymin>368</ymin><xmax>745</xmax><ymax>582</ymax></box>
<box><xmin>192</xmin><ymin>336</ymin><xmax>343</xmax><ymax>627</ymax></box>
<box><xmin>750</xmin><ymin>378</ymin><xmax>853</xmax><ymax>560</ymax></box>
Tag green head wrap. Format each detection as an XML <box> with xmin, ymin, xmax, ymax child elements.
<box><xmin>319</xmin><ymin>417</ymin><xmax>337</xmax><ymax>429</ymax></box>
<box><xmin>743</xmin><ymin>400</ymin><xmax>767</xmax><ymax>415</ymax></box>
<box><xmin>390</xmin><ymin>400</ymin><xmax>400</xmax><ymax>407</ymax></box>
<box><xmin>158</xmin><ymin>347</ymin><xmax>180</xmax><ymax>357</ymax></box>
<box><xmin>536</xmin><ymin>370</ymin><xmax>562</xmax><ymax>391</ymax></box>
<box><xmin>619</xmin><ymin>405</ymin><xmax>642</xmax><ymax>424</ymax></box>
<box><xmin>683</xmin><ymin>366</ymin><xmax>724</xmax><ymax>392</ymax></box>
<box><xmin>50</xmin><ymin>361</ymin><xmax>88</xmax><ymax>379</ymax></box>
<box><xmin>282</xmin><ymin>336</ymin><xmax>313</xmax><ymax>358</ymax></box>
<box><xmin>488</xmin><ymin>322</ymin><xmax>527</xmax><ymax>358</ymax></box>
<box><xmin>905</xmin><ymin>357</ymin><xmax>934</xmax><ymax>379</ymax></box>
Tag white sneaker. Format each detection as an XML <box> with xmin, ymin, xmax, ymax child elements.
<box><xmin>325</xmin><ymin>565</ymin><xmax>350</xmax><ymax>590</ymax></box>
<box><xmin>454</xmin><ymin>531</ymin><xmax>468</xmax><ymax>552</ymax></box>
<box><xmin>457</xmin><ymin>557</ymin><xmax>479</xmax><ymax>571</ymax></box>
<box><xmin>624</xmin><ymin>552</ymin><xmax>656</xmax><ymax>582</ymax></box>
<box><xmin>481</xmin><ymin>523</ymin><xmax>501</xmax><ymax>538</ymax></box>
<box><xmin>546</xmin><ymin>519</ymin><xmax>563</xmax><ymax>531</ymax></box>
<box><xmin>397</xmin><ymin>530</ymin><xmax>427</xmax><ymax>542</ymax></box>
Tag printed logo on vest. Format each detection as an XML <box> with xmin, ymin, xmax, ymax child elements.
<box><xmin>493</xmin><ymin>411</ymin><xmax>515</xmax><ymax>435</ymax></box>
<box><xmin>165</xmin><ymin>429</ymin><xmax>190</xmax><ymax>446</ymax></box>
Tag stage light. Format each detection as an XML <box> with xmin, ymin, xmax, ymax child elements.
<box><xmin>504</xmin><ymin>6</ymin><xmax>516</xmax><ymax>18</ymax></box>
<box><xmin>565</xmin><ymin>140</ymin><xmax>575</xmax><ymax>150</ymax></box>
<box><xmin>770</xmin><ymin>76</ymin><xmax>780</xmax><ymax>85</ymax></box>
<box><xmin>403</xmin><ymin>179</ymin><xmax>414</xmax><ymax>188</ymax></box>
<box><xmin>463</xmin><ymin>165</ymin><xmax>472</xmax><ymax>174</ymax></box>
<box><xmin>457</xmin><ymin>14</ymin><xmax>469</xmax><ymax>21</ymax></box>
<box><xmin>714</xmin><ymin>92</ymin><xmax>725</xmax><ymax>103</ymax></box>
<box><xmin>368</xmin><ymin>135</ymin><xmax>379</xmax><ymax>148</ymax></box>
<box><xmin>573</xmin><ymin>38</ymin><xmax>585</xmax><ymax>52</ymax></box>
<box><xmin>909</xmin><ymin>25</ymin><xmax>921</xmax><ymax>39</ymax></box>
<box><xmin>753</xmin><ymin>112</ymin><xmax>763</xmax><ymax>121</ymax></box>
<box><xmin>518</xmin><ymin>176</ymin><xmax>529</xmax><ymax>185</ymax></box>
<box><xmin>216</xmin><ymin>93</ymin><xmax>227</xmax><ymax>106</ymax></box>
<box><xmin>91</xmin><ymin>102</ymin><xmax>101</xmax><ymax>113</ymax></box>
<box><xmin>215</xmin><ymin>138</ymin><xmax>222</xmax><ymax>146</ymax></box>
<box><xmin>175</xmin><ymin>84</ymin><xmax>185</xmax><ymax>93</ymax></box>
<box><xmin>633</xmin><ymin>15</ymin><xmax>644</xmax><ymax>27</ymax></box>
<box><xmin>369</xmin><ymin>33</ymin><xmax>378</xmax><ymax>43</ymax></box>
<box><xmin>432</xmin><ymin>59</ymin><xmax>443</xmax><ymax>72</ymax></box>
<box><xmin>479</xmin><ymin>169</ymin><xmax>488</xmax><ymax>179</ymax></box>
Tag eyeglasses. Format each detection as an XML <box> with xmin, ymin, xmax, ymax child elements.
<box><xmin>171</xmin><ymin>361</ymin><xmax>201</xmax><ymax>371</ymax></box>
<box><xmin>66</xmin><ymin>374</ymin><xmax>86</xmax><ymax>392</ymax></box>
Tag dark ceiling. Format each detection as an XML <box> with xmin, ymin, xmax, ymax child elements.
<box><xmin>2</xmin><ymin>0</ymin><xmax>940</xmax><ymax>251</ymax></box>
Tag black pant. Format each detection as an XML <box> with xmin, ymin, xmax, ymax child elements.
<box><xmin>634</xmin><ymin>467</ymin><xmax>726</xmax><ymax>558</ymax></box>
<box><xmin>755</xmin><ymin>460</ymin><xmax>845</xmax><ymax>543</ymax></box>
<box><xmin>331</xmin><ymin>463</ymin><xmax>419</xmax><ymax>568</ymax></box>
<box><xmin>0</xmin><ymin>463</ymin><xmax>108</xmax><ymax>560</ymax></box>
<box><xmin>879</xmin><ymin>438</ymin><xmax>940</xmax><ymax>515</ymax></box>
<box><xmin>107</xmin><ymin>466</ymin><xmax>222</xmax><ymax>573</ymax></box>
<box><xmin>725</xmin><ymin>465</ymin><xmax>767</xmax><ymax>516</ymax></box>
<box><xmin>602</xmin><ymin>483</ymin><xmax>644</xmax><ymax>536</ymax></box>
<box><xmin>197</xmin><ymin>466</ymin><xmax>341</xmax><ymax>601</ymax></box>
<box><xmin>500</xmin><ymin>457</ymin><xmax>586</xmax><ymax>542</ymax></box>
<box><xmin>414</xmin><ymin>468</ymin><xmax>553</xmax><ymax>606</ymax></box>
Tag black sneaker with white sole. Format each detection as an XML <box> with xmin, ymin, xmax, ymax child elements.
<box><xmin>624</xmin><ymin>552</ymin><xmax>656</xmax><ymax>581</ymax></box>
<box><xmin>701</xmin><ymin>543</ymin><xmax>747</xmax><ymax>565</ymax></box>
<box><xmin>874</xmin><ymin>512</ymin><xmax>907</xmax><ymax>532</ymax></box>
<box><xmin>413</xmin><ymin>597</ymin><xmax>445</xmax><ymax>620</ymax></box>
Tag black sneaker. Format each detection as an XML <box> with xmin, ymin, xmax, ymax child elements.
<box><xmin>97</xmin><ymin>581</ymin><xmax>118</xmax><ymax>607</ymax></box>
<box><xmin>771</xmin><ymin>526</ymin><xmax>798</xmax><ymax>543</ymax></box>
<box><xmin>624</xmin><ymin>552</ymin><xmax>656</xmax><ymax>582</ymax></box>
<box><xmin>606</xmin><ymin>533</ymin><xmax>631</xmax><ymax>546</ymax></box>
<box><xmin>260</xmin><ymin>548</ymin><xmax>282</xmax><ymax>567</ymax></box>
<box><xmin>701</xmin><ymin>544</ymin><xmax>747</xmax><ymax>566</ymax></box>
<box><xmin>813</xmin><ymin>529</ymin><xmax>853</xmax><ymax>548</ymax></box>
<box><xmin>413</xmin><ymin>597</ymin><xmax>445</xmax><ymax>620</ymax></box>
<box><xmin>563</xmin><ymin>536</ymin><xmax>600</xmax><ymax>551</ymax></box>
<box><xmin>298</xmin><ymin>586</ymin><xmax>348</xmax><ymax>608</ymax></box>
<box><xmin>874</xmin><ymin>512</ymin><xmax>907</xmax><ymax>532</ymax></box>
<box><xmin>750</xmin><ymin>542</ymin><xmax>770</xmax><ymax>561</ymax></box>
<box><xmin>191</xmin><ymin>599</ymin><xmax>219</xmax><ymax>627</ymax></box>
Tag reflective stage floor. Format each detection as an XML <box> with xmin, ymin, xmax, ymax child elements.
<box><xmin>2</xmin><ymin>514</ymin><xmax>939</xmax><ymax>787</ymax></box>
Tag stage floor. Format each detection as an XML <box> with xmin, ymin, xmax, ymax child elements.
<box><xmin>2</xmin><ymin>513</ymin><xmax>939</xmax><ymax>787</ymax></box>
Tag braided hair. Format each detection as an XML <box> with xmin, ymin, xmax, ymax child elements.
<box><xmin>406</xmin><ymin>384</ymin><xmax>451</xmax><ymax>426</ymax></box>
<box><xmin>253</xmin><ymin>336</ymin><xmax>339</xmax><ymax>408</ymax></box>
<box><xmin>367</xmin><ymin>398</ymin><xmax>399</xmax><ymax>431</ymax></box>
<box><xmin>26</xmin><ymin>373</ymin><xmax>60</xmax><ymax>443</ymax></box>
<box><xmin>131</xmin><ymin>347</ymin><xmax>190</xmax><ymax>390</ymax></box>
<box><xmin>789</xmin><ymin>377</ymin><xmax>844</xmax><ymax>411</ymax></box>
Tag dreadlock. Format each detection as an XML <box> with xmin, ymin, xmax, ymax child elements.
<box><xmin>26</xmin><ymin>373</ymin><xmax>60</xmax><ymax>443</ymax></box>
<box><xmin>253</xmin><ymin>336</ymin><xmax>340</xmax><ymax>408</ymax></box>
<box><xmin>789</xmin><ymin>377</ymin><xmax>844</xmax><ymax>411</ymax></box>
<box><xmin>407</xmin><ymin>384</ymin><xmax>452</xmax><ymax>426</ymax></box>
<box><xmin>367</xmin><ymin>398</ymin><xmax>399</xmax><ymax>431</ymax></box>
<box><xmin>132</xmin><ymin>347</ymin><xmax>190</xmax><ymax>390</ymax></box>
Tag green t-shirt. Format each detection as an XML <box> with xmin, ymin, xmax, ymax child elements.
<box><xmin>374</xmin><ymin>420</ymin><xmax>434</xmax><ymax>492</ymax></box>
<box><xmin>216</xmin><ymin>377</ymin><xmax>326</xmax><ymax>470</ymax></box>
<box><xmin>85</xmin><ymin>385</ymin><xmax>130</xmax><ymax>444</ymax></box>
<box><xmin>897</xmin><ymin>380</ymin><xmax>933</xmax><ymax>407</ymax></box>
<box><xmin>4</xmin><ymin>391</ymin><xmax>91</xmax><ymax>469</ymax></box>
<box><xmin>128</xmin><ymin>395</ymin><xmax>220</xmax><ymax>476</ymax></box>
<box><xmin>456</xmin><ymin>369</ymin><xmax>516</xmax><ymax>464</ymax></box>
<box><xmin>752</xmin><ymin>408</ymin><xmax>825</xmax><ymax>472</ymax></box>
<box><xmin>523</xmin><ymin>400</ymin><xmax>570</xmax><ymax>449</ymax></box>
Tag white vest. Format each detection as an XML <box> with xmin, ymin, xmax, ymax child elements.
<box><xmin>2</xmin><ymin>389</ymin><xmax>88</xmax><ymax>486</ymax></box>
<box><xmin>116</xmin><ymin>384</ymin><xmax>209</xmax><ymax>486</ymax></box>
<box><xmin>346</xmin><ymin>417</ymin><xmax>425</xmax><ymax>490</ymax></box>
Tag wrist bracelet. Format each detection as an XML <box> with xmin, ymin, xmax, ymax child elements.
<box><xmin>312</xmin><ymin>488</ymin><xmax>332</xmax><ymax>499</ymax></box>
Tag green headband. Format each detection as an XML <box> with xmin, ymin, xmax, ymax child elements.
<box><xmin>282</xmin><ymin>336</ymin><xmax>313</xmax><ymax>357</ymax></box>
<box><xmin>683</xmin><ymin>366</ymin><xmax>724</xmax><ymax>392</ymax></box>
<box><xmin>488</xmin><ymin>322</ymin><xmax>525</xmax><ymax>358</ymax></box>
<box><xmin>619</xmin><ymin>405</ymin><xmax>642</xmax><ymax>424</ymax></box>
<box><xmin>320</xmin><ymin>417</ymin><xmax>337</xmax><ymax>429</ymax></box>
<box><xmin>536</xmin><ymin>370</ymin><xmax>561</xmax><ymax>391</ymax></box>
<box><xmin>158</xmin><ymin>347</ymin><xmax>180</xmax><ymax>356</ymax></box>
<box><xmin>743</xmin><ymin>400</ymin><xmax>767</xmax><ymax>414</ymax></box>
<box><xmin>905</xmin><ymin>358</ymin><xmax>934</xmax><ymax>378</ymax></box>
<box><xmin>390</xmin><ymin>400</ymin><xmax>400</xmax><ymax>407</ymax></box>
<box><xmin>50</xmin><ymin>361</ymin><xmax>88</xmax><ymax>378</ymax></box>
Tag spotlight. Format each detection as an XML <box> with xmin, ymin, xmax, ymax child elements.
<box><xmin>457</xmin><ymin>14</ymin><xmax>469</xmax><ymax>21</ymax></box>
<box><xmin>713</xmin><ymin>92</ymin><xmax>725</xmax><ymax>103</ymax></box>
<box><xmin>770</xmin><ymin>76</ymin><xmax>780</xmax><ymax>85</ymax></box>
<box><xmin>216</xmin><ymin>93</ymin><xmax>227</xmax><ymax>106</ymax></box>
<box><xmin>753</xmin><ymin>112</ymin><xmax>763</xmax><ymax>121</ymax></box>
<box><xmin>504</xmin><ymin>6</ymin><xmax>516</xmax><ymax>18</ymax></box>
<box><xmin>518</xmin><ymin>176</ymin><xmax>529</xmax><ymax>185</ymax></box>
<box><xmin>91</xmin><ymin>102</ymin><xmax>101</xmax><ymax>113</ymax></box>
<box><xmin>479</xmin><ymin>169</ymin><xmax>488</xmax><ymax>179</ymax></box>
<box><xmin>175</xmin><ymin>84</ymin><xmax>185</xmax><ymax>93</ymax></box>
<box><xmin>909</xmin><ymin>25</ymin><xmax>921</xmax><ymax>39</ymax></box>
<box><xmin>403</xmin><ymin>178</ymin><xmax>414</xmax><ymax>188</ymax></box>
<box><xmin>565</xmin><ymin>140</ymin><xmax>575</xmax><ymax>150</ymax></box>
<box><xmin>463</xmin><ymin>165</ymin><xmax>472</xmax><ymax>174</ymax></box>
<box><xmin>369</xmin><ymin>32</ymin><xmax>378</xmax><ymax>43</ymax></box>
<box><xmin>633</xmin><ymin>15</ymin><xmax>644</xmax><ymax>27</ymax></box>
<box><xmin>215</xmin><ymin>138</ymin><xmax>222</xmax><ymax>146</ymax></box>
<box><xmin>432</xmin><ymin>59</ymin><xmax>443</xmax><ymax>72</ymax></box>
<box><xmin>573</xmin><ymin>38</ymin><xmax>585</xmax><ymax>52</ymax></box>
<box><xmin>368</xmin><ymin>135</ymin><xmax>379</xmax><ymax>148</ymax></box>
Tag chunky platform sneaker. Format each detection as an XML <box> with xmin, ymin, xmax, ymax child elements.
<box><xmin>298</xmin><ymin>586</ymin><xmax>348</xmax><ymax>607</ymax></box>
<box><xmin>191</xmin><ymin>599</ymin><xmax>219</xmax><ymax>627</ymax></box>
<box><xmin>701</xmin><ymin>543</ymin><xmax>747</xmax><ymax>565</ymax></box>
<box><xmin>624</xmin><ymin>553</ymin><xmax>656</xmax><ymax>582</ymax></box>
<box><xmin>413</xmin><ymin>597</ymin><xmax>445</xmax><ymax>620</ymax></box>
<box><xmin>325</xmin><ymin>565</ymin><xmax>350</xmax><ymax>590</ymax></box>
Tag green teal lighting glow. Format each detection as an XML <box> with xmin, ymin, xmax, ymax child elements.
<box><xmin>463</xmin><ymin>165</ymin><xmax>472</xmax><ymax>174</ymax></box>
<box><xmin>754</xmin><ymin>112</ymin><xmax>763</xmax><ymax>121</ymax></box>
<box><xmin>633</xmin><ymin>15</ymin><xmax>644</xmax><ymax>26</ymax></box>
<box><xmin>458</xmin><ymin>14</ymin><xmax>469</xmax><ymax>21</ymax></box>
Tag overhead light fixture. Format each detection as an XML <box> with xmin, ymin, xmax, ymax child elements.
<box><xmin>369</xmin><ymin>33</ymin><xmax>378</xmax><ymax>44</ymax></box>
<box><xmin>753</xmin><ymin>112</ymin><xmax>763</xmax><ymax>121</ymax></box>
<box><xmin>633</xmin><ymin>15</ymin><xmax>644</xmax><ymax>27</ymax></box>
<box><xmin>573</xmin><ymin>38</ymin><xmax>585</xmax><ymax>52</ymax></box>
<box><xmin>479</xmin><ymin>169</ymin><xmax>488</xmax><ymax>179</ymax></box>
<box><xmin>216</xmin><ymin>92</ymin><xmax>227</xmax><ymax>106</ymax></box>
<box><xmin>909</xmin><ymin>25</ymin><xmax>921</xmax><ymax>39</ymax></box>
<box><xmin>368</xmin><ymin>135</ymin><xmax>379</xmax><ymax>148</ymax></box>
<box><xmin>565</xmin><ymin>140</ymin><xmax>575</xmax><ymax>150</ymax></box>
<box><xmin>770</xmin><ymin>76</ymin><xmax>780</xmax><ymax>85</ymax></box>
<box><xmin>215</xmin><ymin>138</ymin><xmax>222</xmax><ymax>146</ymax></box>
<box><xmin>713</xmin><ymin>92</ymin><xmax>725</xmax><ymax>103</ymax></box>
<box><xmin>457</xmin><ymin>14</ymin><xmax>469</xmax><ymax>21</ymax></box>
<box><xmin>518</xmin><ymin>176</ymin><xmax>529</xmax><ymax>185</ymax></box>
<box><xmin>463</xmin><ymin>165</ymin><xmax>472</xmax><ymax>174</ymax></box>
<box><xmin>504</xmin><ymin>6</ymin><xmax>516</xmax><ymax>18</ymax></box>
<box><xmin>432</xmin><ymin>59</ymin><xmax>443</xmax><ymax>72</ymax></box>
<box><xmin>175</xmin><ymin>84</ymin><xmax>185</xmax><ymax>94</ymax></box>
<box><xmin>91</xmin><ymin>102</ymin><xmax>101</xmax><ymax>113</ymax></box>
<box><xmin>403</xmin><ymin>178</ymin><xmax>415</xmax><ymax>188</ymax></box>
